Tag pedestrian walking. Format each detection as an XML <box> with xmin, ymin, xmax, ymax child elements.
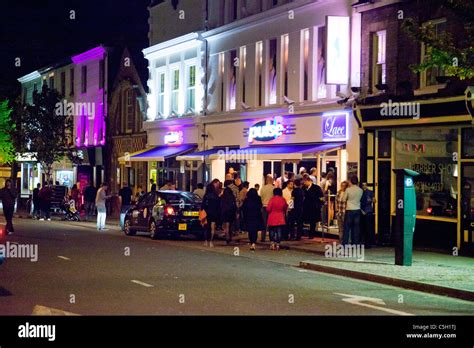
<box><xmin>291</xmin><ymin>179</ymin><xmax>305</xmax><ymax>240</ymax></box>
<box><xmin>361</xmin><ymin>182</ymin><xmax>376</xmax><ymax>248</ymax></box>
<box><xmin>336</xmin><ymin>181</ymin><xmax>349</xmax><ymax>242</ymax></box>
<box><xmin>259</xmin><ymin>174</ymin><xmax>274</xmax><ymax>242</ymax></box>
<box><xmin>70</xmin><ymin>184</ymin><xmax>80</xmax><ymax>210</ymax></box>
<box><xmin>39</xmin><ymin>183</ymin><xmax>53</xmax><ymax>221</ymax></box>
<box><xmin>83</xmin><ymin>181</ymin><xmax>97</xmax><ymax>221</ymax></box>
<box><xmin>241</xmin><ymin>188</ymin><xmax>263</xmax><ymax>251</ymax></box>
<box><xmin>342</xmin><ymin>176</ymin><xmax>363</xmax><ymax>245</ymax></box>
<box><xmin>220</xmin><ymin>186</ymin><xmax>237</xmax><ymax>244</ymax></box>
<box><xmin>96</xmin><ymin>183</ymin><xmax>111</xmax><ymax>231</ymax></box>
<box><xmin>266</xmin><ymin>188</ymin><xmax>288</xmax><ymax>251</ymax></box>
<box><xmin>0</xmin><ymin>179</ymin><xmax>17</xmax><ymax>235</ymax></box>
<box><xmin>32</xmin><ymin>183</ymin><xmax>41</xmax><ymax>219</ymax></box>
<box><xmin>302</xmin><ymin>174</ymin><xmax>324</xmax><ymax>239</ymax></box>
<box><xmin>201</xmin><ymin>180</ymin><xmax>221</xmax><ymax>247</ymax></box>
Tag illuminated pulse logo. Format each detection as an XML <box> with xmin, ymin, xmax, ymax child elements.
<box><xmin>248</xmin><ymin>118</ymin><xmax>287</xmax><ymax>143</ymax></box>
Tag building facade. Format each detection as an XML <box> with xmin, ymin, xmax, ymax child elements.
<box><xmin>132</xmin><ymin>0</ymin><xmax>361</xmax><ymax>194</ymax></box>
<box><xmin>353</xmin><ymin>0</ymin><xmax>474</xmax><ymax>254</ymax></box>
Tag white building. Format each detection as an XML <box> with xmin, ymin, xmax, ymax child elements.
<box><xmin>132</xmin><ymin>0</ymin><xmax>361</xmax><ymax>191</ymax></box>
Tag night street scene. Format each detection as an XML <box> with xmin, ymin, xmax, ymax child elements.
<box><xmin>1</xmin><ymin>0</ymin><xmax>474</xmax><ymax>346</ymax></box>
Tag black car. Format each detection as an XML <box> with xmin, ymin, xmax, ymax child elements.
<box><xmin>122</xmin><ymin>190</ymin><xmax>204</xmax><ymax>239</ymax></box>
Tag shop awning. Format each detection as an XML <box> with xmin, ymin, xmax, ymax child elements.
<box><xmin>176</xmin><ymin>147</ymin><xmax>239</xmax><ymax>162</ymax></box>
<box><xmin>209</xmin><ymin>143</ymin><xmax>345</xmax><ymax>161</ymax></box>
<box><xmin>118</xmin><ymin>144</ymin><xmax>197</xmax><ymax>163</ymax></box>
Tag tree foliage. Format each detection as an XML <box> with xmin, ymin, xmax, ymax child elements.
<box><xmin>22</xmin><ymin>85</ymin><xmax>77</xmax><ymax>180</ymax></box>
<box><xmin>0</xmin><ymin>99</ymin><xmax>15</xmax><ymax>165</ymax></box>
<box><xmin>403</xmin><ymin>0</ymin><xmax>474</xmax><ymax>80</ymax></box>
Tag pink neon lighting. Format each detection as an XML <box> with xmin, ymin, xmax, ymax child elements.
<box><xmin>72</xmin><ymin>46</ymin><xmax>106</xmax><ymax>64</ymax></box>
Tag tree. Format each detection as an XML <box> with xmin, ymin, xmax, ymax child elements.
<box><xmin>0</xmin><ymin>99</ymin><xmax>15</xmax><ymax>165</ymax></box>
<box><xmin>403</xmin><ymin>0</ymin><xmax>474</xmax><ymax>80</ymax></box>
<box><xmin>23</xmin><ymin>85</ymin><xmax>77</xmax><ymax>182</ymax></box>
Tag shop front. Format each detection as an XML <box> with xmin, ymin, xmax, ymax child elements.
<box><xmin>195</xmin><ymin>108</ymin><xmax>360</xmax><ymax>189</ymax></box>
<box><xmin>355</xmin><ymin>95</ymin><xmax>474</xmax><ymax>255</ymax></box>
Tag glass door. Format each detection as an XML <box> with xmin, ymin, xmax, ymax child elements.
<box><xmin>461</xmin><ymin>163</ymin><xmax>474</xmax><ymax>255</ymax></box>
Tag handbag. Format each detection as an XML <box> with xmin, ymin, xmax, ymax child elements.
<box><xmin>199</xmin><ymin>209</ymin><xmax>207</xmax><ymax>225</ymax></box>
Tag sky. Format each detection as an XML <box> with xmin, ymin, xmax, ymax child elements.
<box><xmin>0</xmin><ymin>0</ymin><xmax>151</xmax><ymax>99</ymax></box>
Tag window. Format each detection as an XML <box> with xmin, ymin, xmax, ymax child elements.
<box><xmin>158</xmin><ymin>72</ymin><xmax>166</xmax><ymax>117</ymax></box>
<box><xmin>231</xmin><ymin>0</ymin><xmax>238</xmax><ymax>21</ymax></box>
<box><xmin>395</xmin><ymin>128</ymin><xmax>458</xmax><ymax>218</ymax></box>
<box><xmin>302</xmin><ymin>29</ymin><xmax>310</xmax><ymax>100</ymax></box>
<box><xmin>317</xmin><ymin>26</ymin><xmax>327</xmax><ymax>99</ymax></box>
<box><xmin>256</xmin><ymin>41</ymin><xmax>263</xmax><ymax>106</ymax></box>
<box><xmin>60</xmin><ymin>72</ymin><xmax>66</xmax><ymax>96</ymax></box>
<box><xmin>462</xmin><ymin>128</ymin><xmax>474</xmax><ymax>158</ymax></box>
<box><xmin>229</xmin><ymin>50</ymin><xmax>237</xmax><ymax>110</ymax></box>
<box><xmin>421</xmin><ymin>19</ymin><xmax>447</xmax><ymax>87</ymax></box>
<box><xmin>81</xmin><ymin>66</ymin><xmax>87</xmax><ymax>93</ymax></box>
<box><xmin>378</xmin><ymin>130</ymin><xmax>391</xmax><ymax>158</ymax></box>
<box><xmin>282</xmin><ymin>34</ymin><xmax>289</xmax><ymax>98</ymax></box>
<box><xmin>268</xmin><ymin>39</ymin><xmax>277</xmax><ymax>105</ymax></box>
<box><xmin>372</xmin><ymin>30</ymin><xmax>386</xmax><ymax>92</ymax></box>
<box><xmin>186</xmin><ymin>65</ymin><xmax>196</xmax><ymax>112</ymax></box>
<box><xmin>33</xmin><ymin>83</ymin><xmax>37</xmax><ymax>92</ymax></box>
<box><xmin>240</xmin><ymin>46</ymin><xmax>247</xmax><ymax>104</ymax></box>
<box><xmin>171</xmin><ymin>68</ymin><xmax>180</xmax><ymax>114</ymax></box>
<box><xmin>70</xmin><ymin>68</ymin><xmax>74</xmax><ymax>96</ymax></box>
<box><xmin>99</xmin><ymin>59</ymin><xmax>105</xmax><ymax>89</ymax></box>
<box><xmin>49</xmin><ymin>76</ymin><xmax>54</xmax><ymax>90</ymax></box>
<box><xmin>126</xmin><ymin>89</ymin><xmax>134</xmax><ymax>131</ymax></box>
<box><xmin>219</xmin><ymin>53</ymin><xmax>225</xmax><ymax>112</ymax></box>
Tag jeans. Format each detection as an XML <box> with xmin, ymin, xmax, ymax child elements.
<box><xmin>3</xmin><ymin>206</ymin><xmax>14</xmax><ymax>233</ymax></box>
<box><xmin>286</xmin><ymin>210</ymin><xmax>296</xmax><ymax>240</ymax></box>
<box><xmin>294</xmin><ymin>209</ymin><xmax>303</xmax><ymax>240</ymax></box>
<box><xmin>33</xmin><ymin>201</ymin><xmax>41</xmax><ymax>218</ymax></box>
<box><xmin>84</xmin><ymin>201</ymin><xmax>96</xmax><ymax>221</ymax></box>
<box><xmin>41</xmin><ymin>203</ymin><xmax>51</xmax><ymax>219</ymax></box>
<box><xmin>261</xmin><ymin>207</ymin><xmax>269</xmax><ymax>241</ymax></box>
<box><xmin>269</xmin><ymin>225</ymin><xmax>284</xmax><ymax>244</ymax></box>
<box><xmin>343</xmin><ymin>210</ymin><xmax>361</xmax><ymax>245</ymax></box>
<box><xmin>97</xmin><ymin>212</ymin><xmax>106</xmax><ymax>230</ymax></box>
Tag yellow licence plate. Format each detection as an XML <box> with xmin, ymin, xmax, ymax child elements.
<box><xmin>183</xmin><ymin>211</ymin><xmax>199</xmax><ymax>217</ymax></box>
<box><xmin>178</xmin><ymin>223</ymin><xmax>187</xmax><ymax>231</ymax></box>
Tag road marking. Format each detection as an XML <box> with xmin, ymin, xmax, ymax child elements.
<box><xmin>131</xmin><ymin>280</ymin><xmax>154</xmax><ymax>288</ymax></box>
<box><xmin>57</xmin><ymin>256</ymin><xmax>71</xmax><ymax>261</ymax></box>
<box><xmin>334</xmin><ymin>292</ymin><xmax>414</xmax><ymax>316</ymax></box>
<box><xmin>32</xmin><ymin>305</ymin><xmax>79</xmax><ymax>316</ymax></box>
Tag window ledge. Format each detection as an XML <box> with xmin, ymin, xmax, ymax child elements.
<box><xmin>414</xmin><ymin>84</ymin><xmax>447</xmax><ymax>96</ymax></box>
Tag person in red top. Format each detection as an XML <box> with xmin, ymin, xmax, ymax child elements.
<box><xmin>266</xmin><ymin>188</ymin><xmax>288</xmax><ymax>251</ymax></box>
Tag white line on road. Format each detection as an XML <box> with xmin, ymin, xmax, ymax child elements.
<box><xmin>57</xmin><ymin>256</ymin><xmax>71</xmax><ymax>261</ymax></box>
<box><xmin>32</xmin><ymin>305</ymin><xmax>79</xmax><ymax>316</ymax></box>
<box><xmin>131</xmin><ymin>280</ymin><xmax>154</xmax><ymax>288</ymax></box>
<box><xmin>335</xmin><ymin>292</ymin><xmax>414</xmax><ymax>316</ymax></box>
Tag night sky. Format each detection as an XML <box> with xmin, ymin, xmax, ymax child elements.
<box><xmin>0</xmin><ymin>0</ymin><xmax>151</xmax><ymax>99</ymax></box>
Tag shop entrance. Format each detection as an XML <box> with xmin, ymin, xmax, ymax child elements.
<box><xmin>461</xmin><ymin>163</ymin><xmax>474</xmax><ymax>255</ymax></box>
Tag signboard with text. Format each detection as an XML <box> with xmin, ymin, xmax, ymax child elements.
<box><xmin>322</xmin><ymin>112</ymin><xmax>348</xmax><ymax>141</ymax></box>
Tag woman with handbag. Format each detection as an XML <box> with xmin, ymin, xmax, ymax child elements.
<box><xmin>201</xmin><ymin>182</ymin><xmax>221</xmax><ymax>247</ymax></box>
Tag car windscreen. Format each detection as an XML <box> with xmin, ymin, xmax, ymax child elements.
<box><xmin>162</xmin><ymin>192</ymin><xmax>201</xmax><ymax>204</ymax></box>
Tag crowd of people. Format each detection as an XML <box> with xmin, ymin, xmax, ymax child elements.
<box><xmin>199</xmin><ymin>167</ymin><xmax>375</xmax><ymax>251</ymax></box>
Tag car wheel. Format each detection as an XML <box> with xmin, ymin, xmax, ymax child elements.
<box><xmin>149</xmin><ymin>220</ymin><xmax>158</xmax><ymax>239</ymax></box>
<box><xmin>124</xmin><ymin>218</ymin><xmax>136</xmax><ymax>236</ymax></box>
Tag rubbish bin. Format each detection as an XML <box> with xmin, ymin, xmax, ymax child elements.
<box><xmin>392</xmin><ymin>168</ymin><xmax>419</xmax><ymax>266</ymax></box>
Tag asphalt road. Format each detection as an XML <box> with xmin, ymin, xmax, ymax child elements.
<box><xmin>1</xmin><ymin>218</ymin><xmax>474</xmax><ymax>315</ymax></box>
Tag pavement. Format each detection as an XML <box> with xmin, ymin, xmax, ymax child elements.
<box><xmin>3</xmin><ymin>211</ymin><xmax>474</xmax><ymax>307</ymax></box>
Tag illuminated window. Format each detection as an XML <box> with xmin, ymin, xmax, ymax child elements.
<box><xmin>158</xmin><ymin>72</ymin><xmax>165</xmax><ymax>117</ymax></box>
<box><xmin>219</xmin><ymin>53</ymin><xmax>225</xmax><ymax>112</ymax></box>
<box><xmin>229</xmin><ymin>50</ymin><xmax>237</xmax><ymax>110</ymax></box>
<box><xmin>372</xmin><ymin>30</ymin><xmax>386</xmax><ymax>92</ymax></box>
<box><xmin>126</xmin><ymin>89</ymin><xmax>134</xmax><ymax>131</ymax></box>
<box><xmin>268</xmin><ymin>38</ymin><xmax>277</xmax><ymax>105</ymax></box>
<box><xmin>317</xmin><ymin>26</ymin><xmax>327</xmax><ymax>99</ymax></box>
<box><xmin>302</xmin><ymin>29</ymin><xmax>310</xmax><ymax>100</ymax></box>
<box><xmin>282</xmin><ymin>34</ymin><xmax>289</xmax><ymax>98</ymax></box>
<box><xmin>171</xmin><ymin>68</ymin><xmax>180</xmax><ymax>114</ymax></box>
<box><xmin>186</xmin><ymin>65</ymin><xmax>196</xmax><ymax>112</ymax></box>
<box><xmin>240</xmin><ymin>46</ymin><xmax>247</xmax><ymax>104</ymax></box>
<box><xmin>256</xmin><ymin>41</ymin><xmax>263</xmax><ymax>106</ymax></box>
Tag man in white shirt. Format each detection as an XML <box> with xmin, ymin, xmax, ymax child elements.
<box><xmin>96</xmin><ymin>183</ymin><xmax>110</xmax><ymax>231</ymax></box>
<box><xmin>259</xmin><ymin>174</ymin><xmax>274</xmax><ymax>242</ymax></box>
<box><xmin>193</xmin><ymin>183</ymin><xmax>205</xmax><ymax>199</ymax></box>
<box><xmin>342</xmin><ymin>176</ymin><xmax>363</xmax><ymax>245</ymax></box>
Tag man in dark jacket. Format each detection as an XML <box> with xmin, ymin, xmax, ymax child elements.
<box><xmin>302</xmin><ymin>174</ymin><xmax>324</xmax><ymax>239</ymax></box>
<box><xmin>32</xmin><ymin>183</ymin><xmax>41</xmax><ymax>219</ymax></box>
<box><xmin>39</xmin><ymin>183</ymin><xmax>53</xmax><ymax>221</ymax></box>
<box><xmin>83</xmin><ymin>181</ymin><xmax>97</xmax><ymax>221</ymax></box>
<box><xmin>0</xmin><ymin>179</ymin><xmax>18</xmax><ymax>234</ymax></box>
<box><xmin>291</xmin><ymin>179</ymin><xmax>305</xmax><ymax>240</ymax></box>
